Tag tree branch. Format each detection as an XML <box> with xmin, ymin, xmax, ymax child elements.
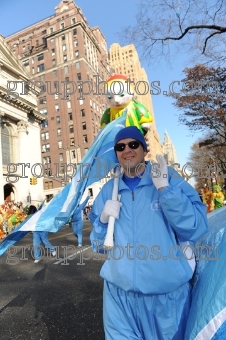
<box><xmin>159</xmin><ymin>25</ymin><xmax>226</xmax><ymax>42</ymax></box>
<box><xmin>202</xmin><ymin>31</ymin><xmax>222</xmax><ymax>53</ymax></box>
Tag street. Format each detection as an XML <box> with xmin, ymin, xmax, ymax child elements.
<box><xmin>0</xmin><ymin>222</ymin><xmax>105</xmax><ymax>340</ymax></box>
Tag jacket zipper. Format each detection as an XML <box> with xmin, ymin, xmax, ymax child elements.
<box><xmin>132</xmin><ymin>191</ymin><xmax>134</xmax><ymax>201</ymax></box>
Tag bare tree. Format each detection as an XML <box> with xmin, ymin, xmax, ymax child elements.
<box><xmin>120</xmin><ymin>0</ymin><xmax>226</xmax><ymax>65</ymax></box>
<box><xmin>169</xmin><ymin>64</ymin><xmax>226</xmax><ymax>142</ymax></box>
<box><xmin>188</xmin><ymin>136</ymin><xmax>226</xmax><ymax>189</ymax></box>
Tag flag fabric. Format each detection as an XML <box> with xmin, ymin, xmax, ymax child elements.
<box><xmin>0</xmin><ymin>116</ymin><xmax>126</xmax><ymax>256</ymax></box>
<box><xmin>185</xmin><ymin>206</ymin><xmax>226</xmax><ymax>340</ymax></box>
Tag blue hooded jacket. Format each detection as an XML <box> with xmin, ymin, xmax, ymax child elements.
<box><xmin>90</xmin><ymin>162</ymin><xmax>209</xmax><ymax>294</ymax></box>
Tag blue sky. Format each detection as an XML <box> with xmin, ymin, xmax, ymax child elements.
<box><xmin>0</xmin><ymin>0</ymin><xmax>202</xmax><ymax>168</ymax></box>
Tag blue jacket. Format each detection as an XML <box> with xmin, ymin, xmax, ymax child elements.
<box><xmin>90</xmin><ymin>162</ymin><xmax>209</xmax><ymax>294</ymax></box>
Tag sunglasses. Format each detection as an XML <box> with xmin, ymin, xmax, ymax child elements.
<box><xmin>114</xmin><ymin>140</ymin><xmax>141</xmax><ymax>152</ymax></box>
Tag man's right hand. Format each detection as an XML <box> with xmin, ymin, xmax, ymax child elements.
<box><xmin>100</xmin><ymin>200</ymin><xmax>122</xmax><ymax>224</ymax></box>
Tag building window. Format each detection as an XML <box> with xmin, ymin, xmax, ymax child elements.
<box><xmin>83</xmin><ymin>135</ymin><xmax>88</xmax><ymax>143</ymax></box>
<box><xmin>1</xmin><ymin>126</ymin><xmax>12</xmax><ymax>165</ymax></box>
<box><xmin>81</xmin><ymin>109</ymin><xmax>85</xmax><ymax>117</ymax></box>
<box><xmin>39</xmin><ymin>96</ymin><xmax>46</xmax><ymax>105</ymax></box>
<box><xmin>64</xmin><ymin>65</ymin><xmax>68</xmax><ymax>74</ymax></box>
<box><xmin>50</xmin><ymin>38</ymin><xmax>54</xmax><ymax>44</ymax></box>
<box><xmin>55</xmin><ymin>104</ymin><xmax>59</xmax><ymax>112</ymax></box>
<box><xmin>59</xmin><ymin>153</ymin><xmax>63</xmax><ymax>162</ymax></box>
<box><xmin>42</xmin><ymin>144</ymin><xmax>50</xmax><ymax>152</ymax></box>
<box><xmin>40</xmin><ymin>108</ymin><xmax>47</xmax><ymax>115</ymax></box>
<box><xmin>62</xmin><ymin>34</ymin><xmax>65</xmax><ymax>41</ymax></box>
<box><xmin>52</xmin><ymin>59</ymin><xmax>56</xmax><ymax>66</ymax></box>
<box><xmin>41</xmin><ymin>132</ymin><xmax>49</xmax><ymax>140</ymax></box>
<box><xmin>84</xmin><ymin>148</ymin><xmax>89</xmax><ymax>154</ymax></box>
<box><xmin>43</xmin><ymin>156</ymin><xmax>51</xmax><ymax>164</ymax></box>
<box><xmin>60</xmin><ymin>166</ymin><xmax>65</xmax><ymax>175</ymax></box>
<box><xmin>69</xmin><ymin>125</ymin><xmax>74</xmax><ymax>133</ymax></box>
<box><xmin>53</xmin><ymin>70</ymin><xmax>57</xmax><ymax>77</ymax></box>
<box><xmin>54</xmin><ymin>93</ymin><xmax>58</xmax><ymax>100</ymax></box>
<box><xmin>41</xmin><ymin>120</ymin><xmax>48</xmax><ymax>129</ymax></box>
<box><xmin>23</xmin><ymin>59</ymin><xmax>29</xmax><ymax>66</ymax></box>
<box><xmin>44</xmin><ymin>181</ymin><xmax>53</xmax><ymax>190</ymax></box>
<box><xmin>42</xmin><ymin>38</ymin><xmax>46</xmax><ymax>44</ymax></box>
<box><xmin>77</xmin><ymin>73</ymin><xmax>81</xmax><ymax>81</ymax></box>
<box><xmin>57</xmin><ymin>128</ymin><xmax>61</xmax><ymax>136</ymax></box>
<box><xmin>67</xmin><ymin>101</ymin><xmax>71</xmax><ymax>109</ymax></box>
<box><xmin>68</xmin><ymin>112</ymin><xmax>72</xmax><ymax>120</ymax></box>
<box><xmin>37</xmin><ymin>64</ymin><xmax>44</xmax><ymax>72</ymax></box>
<box><xmin>72</xmin><ymin>18</ymin><xmax>76</xmax><ymax>24</ymax></box>
<box><xmin>58</xmin><ymin>141</ymin><xmax>62</xmax><ymax>149</ymax></box>
<box><xmin>42</xmin><ymin>29</ymin><xmax>47</xmax><ymax>35</ymax></box>
<box><xmin>82</xmin><ymin>122</ymin><xmax>86</xmax><ymax>130</ymax></box>
<box><xmin>70</xmin><ymin>138</ymin><xmax>75</xmax><ymax>146</ymax></box>
<box><xmin>63</xmin><ymin>55</ymin><xmax>67</xmax><ymax>62</ymax></box>
<box><xmin>51</xmin><ymin>48</ymin><xmax>55</xmax><ymax>56</ymax></box>
<box><xmin>74</xmin><ymin>40</ymin><xmax>78</xmax><ymax>47</ymax></box>
<box><xmin>75</xmin><ymin>50</ymin><xmax>79</xmax><ymax>58</ymax></box>
<box><xmin>44</xmin><ymin>167</ymin><xmax>52</xmax><ymax>177</ymax></box>
<box><xmin>73</xmin><ymin>28</ymin><xmax>77</xmax><ymax>35</ymax></box>
<box><xmin>56</xmin><ymin>116</ymin><xmax>60</xmax><ymax>124</ymax></box>
<box><xmin>79</xmin><ymin>99</ymin><xmax>84</xmax><ymax>105</ymax></box>
<box><xmin>61</xmin><ymin>23</ymin><xmax>65</xmax><ymax>29</ymax></box>
<box><xmin>70</xmin><ymin>150</ymin><xmax>75</xmax><ymax>159</ymax></box>
<box><xmin>36</xmin><ymin>40</ymin><xmax>39</xmax><ymax>46</ymax></box>
<box><xmin>62</xmin><ymin>44</ymin><xmax>66</xmax><ymax>51</ymax></box>
<box><xmin>75</xmin><ymin>61</ymin><xmax>80</xmax><ymax>69</ymax></box>
<box><xmin>50</xmin><ymin>28</ymin><xmax>54</xmax><ymax>34</ymax></box>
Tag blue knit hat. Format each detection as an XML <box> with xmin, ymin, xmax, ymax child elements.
<box><xmin>114</xmin><ymin>126</ymin><xmax>147</xmax><ymax>152</ymax></box>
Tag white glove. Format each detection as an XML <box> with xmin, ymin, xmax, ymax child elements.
<box><xmin>100</xmin><ymin>200</ymin><xmax>122</xmax><ymax>224</ymax></box>
<box><xmin>141</xmin><ymin>123</ymin><xmax>152</xmax><ymax>131</ymax></box>
<box><xmin>151</xmin><ymin>155</ymin><xmax>169</xmax><ymax>190</ymax></box>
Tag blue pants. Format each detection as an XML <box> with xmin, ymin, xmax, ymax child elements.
<box><xmin>72</xmin><ymin>220</ymin><xmax>83</xmax><ymax>245</ymax></box>
<box><xmin>33</xmin><ymin>231</ymin><xmax>55</xmax><ymax>260</ymax></box>
<box><xmin>103</xmin><ymin>281</ymin><xmax>191</xmax><ymax>340</ymax></box>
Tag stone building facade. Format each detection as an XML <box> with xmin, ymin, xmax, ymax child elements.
<box><xmin>0</xmin><ymin>35</ymin><xmax>45</xmax><ymax>205</ymax></box>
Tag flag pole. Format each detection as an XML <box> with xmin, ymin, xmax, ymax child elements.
<box><xmin>103</xmin><ymin>166</ymin><xmax>121</xmax><ymax>250</ymax></box>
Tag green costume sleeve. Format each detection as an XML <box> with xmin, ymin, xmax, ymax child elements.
<box><xmin>100</xmin><ymin>108</ymin><xmax>111</xmax><ymax>128</ymax></box>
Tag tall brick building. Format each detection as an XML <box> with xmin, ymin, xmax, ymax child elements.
<box><xmin>109</xmin><ymin>43</ymin><xmax>162</xmax><ymax>160</ymax></box>
<box><xmin>5</xmin><ymin>0</ymin><xmax>113</xmax><ymax>198</ymax></box>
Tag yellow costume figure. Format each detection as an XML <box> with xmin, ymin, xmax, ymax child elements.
<box><xmin>100</xmin><ymin>74</ymin><xmax>153</xmax><ymax>135</ymax></box>
<box><xmin>202</xmin><ymin>188</ymin><xmax>214</xmax><ymax>213</ymax></box>
<box><xmin>212</xmin><ymin>185</ymin><xmax>224</xmax><ymax>209</ymax></box>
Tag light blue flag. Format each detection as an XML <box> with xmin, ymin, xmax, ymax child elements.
<box><xmin>0</xmin><ymin>116</ymin><xmax>126</xmax><ymax>256</ymax></box>
<box><xmin>185</xmin><ymin>206</ymin><xmax>226</xmax><ymax>340</ymax></box>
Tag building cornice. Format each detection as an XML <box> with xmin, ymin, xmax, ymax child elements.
<box><xmin>0</xmin><ymin>85</ymin><xmax>46</xmax><ymax>122</ymax></box>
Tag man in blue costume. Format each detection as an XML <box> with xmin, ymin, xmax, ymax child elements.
<box><xmin>90</xmin><ymin>126</ymin><xmax>208</xmax><ymax>340</ymax></box>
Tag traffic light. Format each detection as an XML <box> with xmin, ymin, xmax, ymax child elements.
<box><xmin>29</xmin><ymin>177</ymin><xmax>37</xmax><ymax>185</ymax></box>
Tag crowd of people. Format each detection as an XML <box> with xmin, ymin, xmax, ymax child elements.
<box><xmin>198</xmin><ymin>185</ymin><xmax>226</xmax><ymax>213</ymax></box>
<box><xmin>0</xmin><ymin>201</ymin><xmax>28</xmax><ymax>238</ymax></box>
